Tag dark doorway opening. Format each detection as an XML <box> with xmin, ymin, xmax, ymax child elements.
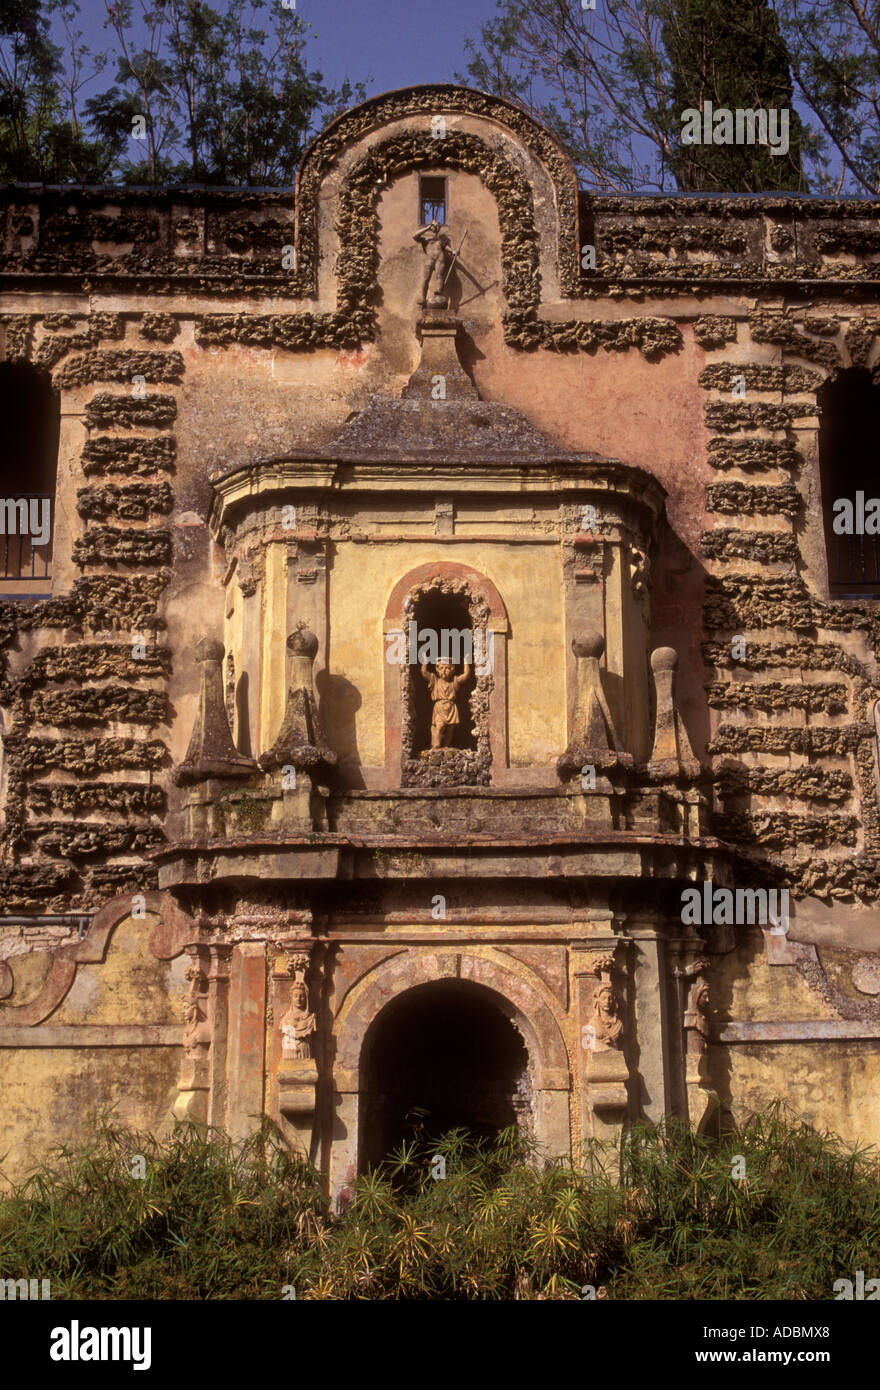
<box><xmin>359</xmin><ymin>980</ymin><xmax>531</xmax><ymax>1170</ymax></box>
<box><xmin>818</xmin><ymin>368</ymin><xmax>880</xmax><ymax>595</ymax></box>
<box><xmin>0</xmin><ymin>361</ymin><xmax>59</xmax><ymax>583</ymax></box>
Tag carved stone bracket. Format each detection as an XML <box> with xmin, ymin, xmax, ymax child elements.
<box><xmin>173</xmin><ymin>942</ymin><xmax>231</xmax><ymax>1127</ymax></box>
<box><xmin>572</xmin><ymin>944</ymin><xmax>629</xmax><ymax>1135</ymax></box>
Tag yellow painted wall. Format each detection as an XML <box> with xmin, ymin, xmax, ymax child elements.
<box><xmin>325</xmin><ymin>540</ymin><xmax>566</xmax><ymax>768</ymax></box>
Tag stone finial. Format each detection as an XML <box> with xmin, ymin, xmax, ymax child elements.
<box><xmin>557</xmin><ymin>632</ymin><xmax>627</xmax><ymax>780</ymax></box>
<box><xmin>173</xmin><ymin>637</ymin><xmax>255</xmax><ymax>786</ymax></box>
<box><xmin>648</xmin><ymin>646</ymin><xmax>700</xmax><ymax>777</ymax></box>
<box><xmin>258</xmin><ymin>622</ymin><xmax>336</xmax><ymax>774</ymax></box>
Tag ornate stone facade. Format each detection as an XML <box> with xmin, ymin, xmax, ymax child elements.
<box><xmin>3</xmin><ymin>84</ymin><xmax>880</xmax><ymax>1197</ymax></box>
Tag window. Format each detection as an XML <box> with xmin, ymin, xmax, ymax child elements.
<box><xmin>419</xmin><ymin>175</ymin><xmax>447</xmax><ymax>226</ymax></box>
<box><xmin>0</xmin><ymin>362</ymin><xmax>59</xmax><ymax>594</ymax></box>
<box><xmin>818</xmin><ymin>368</ymin><xmax>880</xmax><ymax>595</ymax></box>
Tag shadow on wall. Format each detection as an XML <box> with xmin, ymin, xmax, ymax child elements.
<box><xmin>317</xmin><ymin>671</ymin><xmax>364</xmax><ymax>789</ymax></box>
<box><xmin>234</xmin><ymin>671</ymin><xmax>252</xmax><ymax>759</ymax></box>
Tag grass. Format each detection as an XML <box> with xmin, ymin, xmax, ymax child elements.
<box><xmin>1</xmin><ymin>1104</ymin><xmax>878</xmax><ymax>1299</ymax></box>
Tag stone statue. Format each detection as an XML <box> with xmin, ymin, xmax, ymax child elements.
<box><xmin>420</xmin><ymin>658</ymin><xmax>471</xmax><ymax>748</ymax></box>
<box><xmin>280</xmin><ymin>978</ymin><xmax>316</xmax><ymax>1060</ymax></box>
<box><xmin>182</xmin><ymin>963</ymin><xmax>204</xmax><ymax>1052</ymax></box>
<box><xmin>684</xmin><ymin>978</ymin><xmax>710</xmax><ymax>1055</ymax></box>
<box><xmin>594</xmin><ymin>982</ymin><xmax>624</xmax><ymax>1048</ymax></box>
<box><xmin>413</xmin><ymin>220</ymin><xmax>453</xmax><ymax>309</ymax></box>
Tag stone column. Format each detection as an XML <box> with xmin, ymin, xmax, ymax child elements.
<box><xmin>173</xmin><ymin>944</ymin><xmax>212</xmax><ymax>1126</ymax></box>
<box><xmin>671</xmin><ymin>946</ymin><xmax>718</xmax><ymax>1132</ymax></box>
<box><xmin>206</xmin><ymin>944</ymin><xmax>234</xmax><ymax>1131</ymax></box>
<box><xmin>630</xmin><ymin>923</ymin><xmax>675</xmax><ymax>1122</ymax></box>
<box><xmin>226</xmin><ymin>941</ymin><xmax>268</xmax><ymax>1142</ymax></box>
<box><xmin>173</xmin><ymin>941</ymin><xmax>233</xmax><ymax>1131</ymax></box>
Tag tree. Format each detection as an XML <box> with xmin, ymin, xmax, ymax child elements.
<box><xmin>0</xmin><ymin>0</ymin><xmax>116</xmax><ymax>182</ymax></box>
<box><xmin>460</xmin><ymin>0</ymin><xmax>677</xmax><ymax>192</ymax></box>
<box><xmin>1</xmin><ymin>0</ymin><xmax>368</xmax><ymax>187</ymax></box>
<box><xmin>770</xmin><ymin>0</ymin><xmax>880</xmax><ymax>193</ymax></box>
<box><xmin>460</xmin><ymin>0</ymin><xmax>807</xmax><ymax>192</ymax></box>
<box><xmin>663</xmin><ymin>0</ymin><xmax>806</xmax><ymax>190</ymax></box>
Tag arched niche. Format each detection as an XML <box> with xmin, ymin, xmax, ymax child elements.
<box><xmin>382</xmin><ymin>560</ymin><xmax>510</xmax><ymax>787</ymax></box>
<box><xmin>359</xmin><ymin>978</ymin><xmax>532</xmax><ymax>1168</ymax></box>
<box><xmin>291</xmin><ymin>83</ymin><xmax>580</xmax><ymax>304</ymax></box>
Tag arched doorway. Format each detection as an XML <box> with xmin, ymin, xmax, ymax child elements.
<box><xmin>359</xmin><ymin>979</ymin><xmax>532</xmax><ymax>1169</ymax></box>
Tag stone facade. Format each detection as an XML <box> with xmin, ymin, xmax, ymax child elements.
<box><xmin>3</xmin><ymin>84</ymin><xmax>880</xmax><ymax>1199</ymax></box>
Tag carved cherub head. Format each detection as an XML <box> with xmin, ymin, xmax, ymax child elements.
<box><xmin>435</xmin><ymin>661</ymin><xmax>456</xmax><ymax>681</ymax></box>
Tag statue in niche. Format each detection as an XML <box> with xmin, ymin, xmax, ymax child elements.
<box><xmin>280</xmin><ymin>974</ymin><xmax>316</xmax><ymax>1060</ymax></box>
<box><xmin>413</xmin><ymin>220</ymin><xmax>453</xmax><ymax>309</ymax></box>
<box><xmin>420</xmin><ymin>657</ymin><xmax>472</xmax><ymax>749</ymax></box>
<box><xmin>593</xmin><ymin>983</ymin><xmax>624</xmax><ymax>1049</ymax></box>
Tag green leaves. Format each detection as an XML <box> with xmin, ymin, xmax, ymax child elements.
<box><xmin>1</xmin><ymin>1104</ymin><xmax>878</xmax><ymax>1298</ymax></box>
<box><xmin>0</xmin><ymin>0</ymin><xmax>368</xmax><ymax>185</ymax></box>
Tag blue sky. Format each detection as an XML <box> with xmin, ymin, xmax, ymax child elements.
<box><xmin>67</xmin><ymin>0</ymin><xmax>502</xmax><ymax>100</ymax></box>
<box><xmin>297</xmin><ymin>0</ymin><xmax>499</xmax><ymax>94</ymax></box>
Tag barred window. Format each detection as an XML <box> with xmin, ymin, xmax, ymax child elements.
<box><xmin>419</xmin><ymin>176</ymin><xmax>447</xmax><ymax>226</ymax></box>
<box><xmin>0</xmin><ymin>362</ymin><xmax>59</xmax><ymax>594</ymax></box>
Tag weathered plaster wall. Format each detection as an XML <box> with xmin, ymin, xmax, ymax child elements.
<box><xmin>4</xmin><ymin>85</ymin><xmax>880</xmax><ymax>1181</ymax></box>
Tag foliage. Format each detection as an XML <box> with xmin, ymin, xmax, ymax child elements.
<box><xmin>1</xmin><ymin>1104</ymin><xmax>879</xmax><ymax>1299</ymax></box>
<box><xmin>468</xmin><ymin>0</ymin><xmax>875</xmax><ymax>192</ymax></box>
<box><xmin>0</xmin><ymin>0</ymin><xmax>367</xmax><ymax>186</ymax></box>
<box><xmin>662</xmin><ymin>0</ymin><xmax>807</xmax><ymax>191</ymax></box>
<box><xmin>460</xmin><ymin>0</ymin><xmax>809</xmax><ymax>192</ymax></box>
<box><xmin>770</xmin><ymin>0</ymin><xmax>880</xmax><ymax>192</ymax></box>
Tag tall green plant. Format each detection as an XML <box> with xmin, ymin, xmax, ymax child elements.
<box><xmin>2</xmin><ymin>1105</ymin><xmax>879</xmax><ymax>1299</ymax></box>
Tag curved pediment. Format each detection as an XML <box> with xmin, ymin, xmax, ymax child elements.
<box><xmin>290</xmin><ymin>83</ymin><xmax>581</xmax><ymax>304</ymax></box>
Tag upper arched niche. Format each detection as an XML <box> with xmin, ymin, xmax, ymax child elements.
<box><xmin>288</xmin><ymin>84</ymin><xmax>581</xmax><ymax>307</ymax></box>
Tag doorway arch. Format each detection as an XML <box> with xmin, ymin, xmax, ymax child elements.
<box><xmin>330</xmin><ymin>949</ymin><xmax>571</xmax><ymax>1204</ymax></box>
<box><xmin>360</xmin><ymin>978</ymin><xmax>531</xmax><ymax>1168</ymax></box>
